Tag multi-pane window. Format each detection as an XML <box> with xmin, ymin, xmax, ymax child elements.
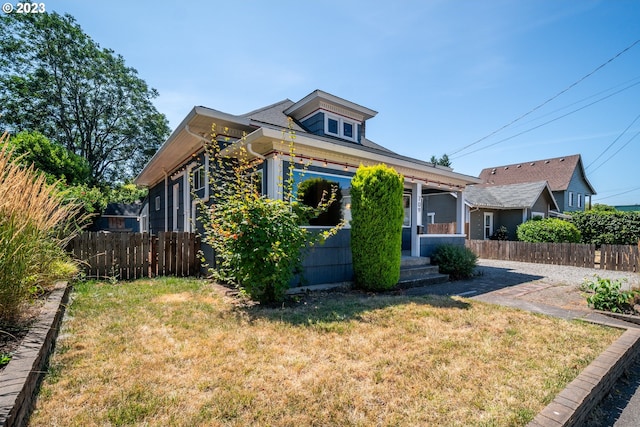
<box><xmin>192</xmin><ymin>166</ymin><xmax>205</xmax><ymax>191</ymax></box>
<box><xmin>325</xmin><ymin>113</ymin><xmax>358</xmax><ymax>142</ymax></box>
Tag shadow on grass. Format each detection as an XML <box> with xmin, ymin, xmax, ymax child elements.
<box><xmin>242</xmin><ymin>291</ymin><xmax>471</xmax><ymax>327</ymax></box>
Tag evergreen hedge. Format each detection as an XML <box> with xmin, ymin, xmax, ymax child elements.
<box><xmin>350</xmin><ymin>164</ymin><xmax>404</xmax><ymax>290</ymax></box>
<box><xmin>569</xmin><ymin>210</ymin><xmax>640</xmax><ymax>246</ymax></box>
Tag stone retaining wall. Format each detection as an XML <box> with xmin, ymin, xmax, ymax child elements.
<box><xmin>0</xmin><ymin>282</ymin><xmax>70</xmax><ymax>427</ymax></box>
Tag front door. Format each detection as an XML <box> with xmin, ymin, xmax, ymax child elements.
<box><xmin>483</xmin><ymin>212</ymin><xmax>494</xmax><ymax>240</ymax></box>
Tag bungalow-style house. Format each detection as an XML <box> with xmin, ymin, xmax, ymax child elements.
<box><xmin>134</xmin><ymin>90</ymin><xmax>481</xmax><ymax>284</ymax></box>
<box><xmin>464</xmin><ymin>181</ymin><xmax>559</xmax><ymax>240</ymax></box>
<box><xmin>89</xmin><ymin>202</ymin><xmax>142</xmax><ymax>232</ymax></box>
<box><xmin>478</xmin><ymin>154</ymin><xmax>596</xmax><ymax>212</ymax></box>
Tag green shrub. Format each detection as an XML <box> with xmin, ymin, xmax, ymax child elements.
<box><xmin>516</xmin><ymin>218</ymin><xmax>581</xmax><ymax>243</ymax></box>
<box><xmin>432</xmin><ymin>244</ymin><xmax>477</xmax><ymax>280</ymax></box>
<box><xmin>581</xmin><ymin>276</ymin><xmax>638</xmax><ymax>313</ymax></box>
<box><xmin>569</xmin><ymin>210</ymin><xmax>640</xmax><ymax>246</ymax></box>
<box><xmin>350</xmin><ymin>164</ymin><xmax>404</xmax><ymax>291</ymax></box>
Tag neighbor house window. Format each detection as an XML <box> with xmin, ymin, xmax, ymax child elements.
<box><xmin>324</xmin><ymin>113</ymin><xmax>358</xmax><ymax>142</ymax></box>
<box><xmin>155</xmin><ymin>196</ymin><xmax>161</xmax><ymax>211</ymax></box>
<box><xmin>532</xmin><ymin>212</ymin><xmax>545</xmax><ymax>219</ymax></box>
<box><xmin>577</xmin><ymin>193</ymin><xmax>583</xmax><ymax>208</ymax></box>
<box><xmin>568</xmin><ymin>191</ymin><xmax>574</xmax><ymax>207</ymax></box>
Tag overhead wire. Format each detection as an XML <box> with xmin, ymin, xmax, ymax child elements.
<box><xmin>585</xmin><ymin>111</ymin><xmax>640</xmax><ymax>171</ymax></box>
<box><xmin>450</xmin><ymin>79</ymin><xmax>640</xmax><ymax>159</ymax></box>
<box><xmin>449</xmin><ymin>38</ymin><xmax>640</xmax><ymax>157</ymax></box>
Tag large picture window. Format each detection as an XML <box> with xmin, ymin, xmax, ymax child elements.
<box><xmin>292</xmin><ymin>170</ymin><xmax>352</xmax><ymax>226</ymax></box>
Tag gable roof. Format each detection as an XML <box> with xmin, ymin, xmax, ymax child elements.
<box><xmin>478</xmin><ymin>154</ymin><xmax>596</xmax><ymax>194</ymax></box>
<box><xmin>465</xmin><ymin>181</ymin><xmax>559</xmax><ymax>211</ymax></box>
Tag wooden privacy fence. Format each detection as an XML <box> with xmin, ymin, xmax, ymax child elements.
<box><xmin>466</xmin><ymin>240</ymin><xmax>640</xmax><ymax>272</ymax></box>
<box><xmin>68</xmin><ymin>232</ymin><xmax>200</xmax><ymax>280</ymax></box>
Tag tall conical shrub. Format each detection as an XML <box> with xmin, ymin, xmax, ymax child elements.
<box><xmin>350</xmin><ymin>164</ymin><xmax>404</xmax><ymax>290</ymax></box>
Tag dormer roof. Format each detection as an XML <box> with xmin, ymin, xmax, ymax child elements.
<box><xmin>284</xmin><ymin>89</ymin><xmax>378</xmax><ymax>122</ymax></box>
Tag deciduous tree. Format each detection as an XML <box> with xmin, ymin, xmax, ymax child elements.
<box><xmin>0</xmin><ymin>12</ymin><xmax>170</xmax><ymax>185</ymax></box>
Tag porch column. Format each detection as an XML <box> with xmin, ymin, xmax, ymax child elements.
<box><xmin>456</xmin><ymin>190</ymin><xmax>465</xmax><ymax>235</ymax></box>
<box><xmin>411</xmin><ymin>182</ymin><xmax>422</xmax><ymax>257</ymax></box>
<box><xmin>265</xmin><ymin>156</ymin><xmax>283</xmax><ymax>200</ymax></box>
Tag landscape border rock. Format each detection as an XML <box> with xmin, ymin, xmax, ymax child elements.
<box><xmin>0</xmin><ymin>282</ymin><xmax>70</xmax><ymax>427</ymax></box>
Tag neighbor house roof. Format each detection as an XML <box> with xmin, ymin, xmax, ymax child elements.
<box><xmin>465</xmin><ymin>181</ymin><xmax>559</xmax><ymax>211</ymax></box>
<box><xmin>103</xmin><ymin>202</ymin><xmax>142</xmax><ymax>217</ymax></box>
<box><xmin>478</xmin><ymin>154</ymin><xmax>596</xmax><ymax>194</ymax></box>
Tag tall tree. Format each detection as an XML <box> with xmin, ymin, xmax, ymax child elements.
<box><xmin>0</xmin><ymin>12</ymin><xmax>170</xmax><ymax>185</ymax></box>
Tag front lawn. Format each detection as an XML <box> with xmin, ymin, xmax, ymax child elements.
<box><xmin>30</xmin><ymin>277</ymin><xmax>620</xmax><ymax>426</ymax></box>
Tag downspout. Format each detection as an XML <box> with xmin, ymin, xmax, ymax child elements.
<box><xmin>163</xmin><ymin>169</ymin><xmax>168</xmax><ymax>232</ymax></box>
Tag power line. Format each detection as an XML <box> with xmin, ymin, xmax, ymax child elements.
<box><xmin>596</xmin><ymin>185</ymin><xmax>640</xmax><ymax>201</ymax></box>
<box><xmin>449</xmin><ymin>38</ymin><xmax>640</xmax><ymax>157</ymax></box>
<box><xmin>588</xmin><ymin>128</ymin><xmax>640</xmax><ymax>174</ymax></box>
<box><xmin>451</xmin><ymin>79</ymin><xmax>640</xmax><ymax>159</ymax></box>
<box><xmin>585</xmin><ymin>111</ymin><xmax>640</xmax><ymax>170</ymax></box>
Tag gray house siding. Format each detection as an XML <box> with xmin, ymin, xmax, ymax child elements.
<box><xmin>423</xmin><ymin>193</ymin><xmax>457</xmax><ymax>224</ymax></box>
<box><xmin>296</xmin><ymin>229</ymin><xmax>353</xmax><ymax>285</ymax></box>
<box><xmin>564</xmin><ymin>167</ymin><xmax>592</xmax><ymax>212</ymax></box>
<box><xmin>300</xmin><ymin>112</ymin><xmax>324</xmax><ymax>136</ymax></box>
<box><xmin>495</xmin><ymin>211</ymin><xmax>523</xmax><ymax>240</ymax></box>
<box><xmin>148</xmin><ymin>182</ymin><xmax>165</xmax><ymax>234</ymax></box>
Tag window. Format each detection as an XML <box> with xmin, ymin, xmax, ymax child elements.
<box><xmin>292</xmin><ymin>169</ymin><xmax>352</xmax><ymax>226</ymax></box>
<box><xmin>192</xmin><ymin>166</ymin><xmax>205</xmax><ymax>191</ymax></box>
<box><xmin>324</xmin><ymin>113</ymin><xmax>358</xmax><ymax>142</ymax></box>
<box><xmin>250</xmin><ymin>170</ymin><xmax>263</xmax><ymax>195</ymax></box>
<box><xmin>532</xmin><ymin>212</ymin><xmax>545</xmax><ymax>219</ymax></box>
<box><xmin>108</xmin><ymin>217</ymin><xmax>125</xmax><ymax>230</ymax></box>
<box><xmin>577</xmin><ymin>193</ymin><xmax>583</xmax><ymax>208</ymax></box>
<box><xmin>568</xmin><ymin>191</ymin><xmax>574</xmax><ymax>207</ymax></box>
<box><xmin>155</xmin><ymin>196</ymin><xmax>161</xmax><ymax>211</ymax></box>
<box><xmin>403</xmin><ymin>195</ymin><xmax>411</xmax><ymax>227</ymax></box>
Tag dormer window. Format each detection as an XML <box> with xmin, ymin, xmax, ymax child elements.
<box><xmin>325</xmin><ymin>113</ymin><xmax>358</xmax><ymax>142</ymax></box>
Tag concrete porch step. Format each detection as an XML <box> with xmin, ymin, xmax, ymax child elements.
<box><xmin>397</xmin><ymin>256</ymin><xmax>449</xmax><ymax>289</ymax></box>
<box><xmin>396</xmin><ymin>273</ymin><xmax>450</xmax><ymax>289</ymax></box>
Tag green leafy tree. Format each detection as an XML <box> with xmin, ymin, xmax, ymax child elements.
<box><xmin>109</xmin><ymin>182</ymin><xmax>148</xmax><ymax>204</ymax></box>
<box><xmin>516</xmin><ymin>218</ymin><xmax>581</xmax><ymax>243</ymax></box>
<box><xmin>2</xmin><ymin>130</ymin><xmax>90</xmax><ymax>185</ymax></box>
<box><xmin>0</xmin><ymin>12</ymin><xmax>170</xmax><ymax>185</ymax></box>
<box><xmin>350</xmin><ymin>164</ymin><xmax>404</xmax><ymax>290</ymax></box>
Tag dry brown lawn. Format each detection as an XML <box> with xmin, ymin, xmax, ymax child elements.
<box><xmin>30</xmin><ymin>277</ymin><xmax>621</xmax><ymax>426</ymax></box>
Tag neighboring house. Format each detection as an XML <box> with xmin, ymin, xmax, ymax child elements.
<box><xmin>422</xmin><ymin>181</ymin><xmax>558</xmax><ymax>240</ymax></box>
<box><xmin>90</xmin><ymin>202</ymin><xmax>142</xmax><ymax>232</ymax></box>
<box><xmin>464</xmin><ymin>181</ymin><xmax>559</xmax><ymax>240</ymax></box>
<box><xmin>134</xmin><ymin>89</ymin><xmax>481</xmax><ymax>285</ymax></box>
<box><xmin>478</xmin><ymin>154</ymin><xmax>596</xmax><ymax>212</ymax></box>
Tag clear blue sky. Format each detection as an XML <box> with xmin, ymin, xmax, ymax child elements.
<box><xmin>44</xmin><ymin>0</ymin><xmax>640</xmax><ymax>206</ymax></box>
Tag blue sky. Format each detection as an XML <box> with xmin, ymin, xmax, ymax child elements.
<box><xmin>45</xmin><ymin>0</ymin><xmax>640</xmax><ymax>206</ymax></box>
